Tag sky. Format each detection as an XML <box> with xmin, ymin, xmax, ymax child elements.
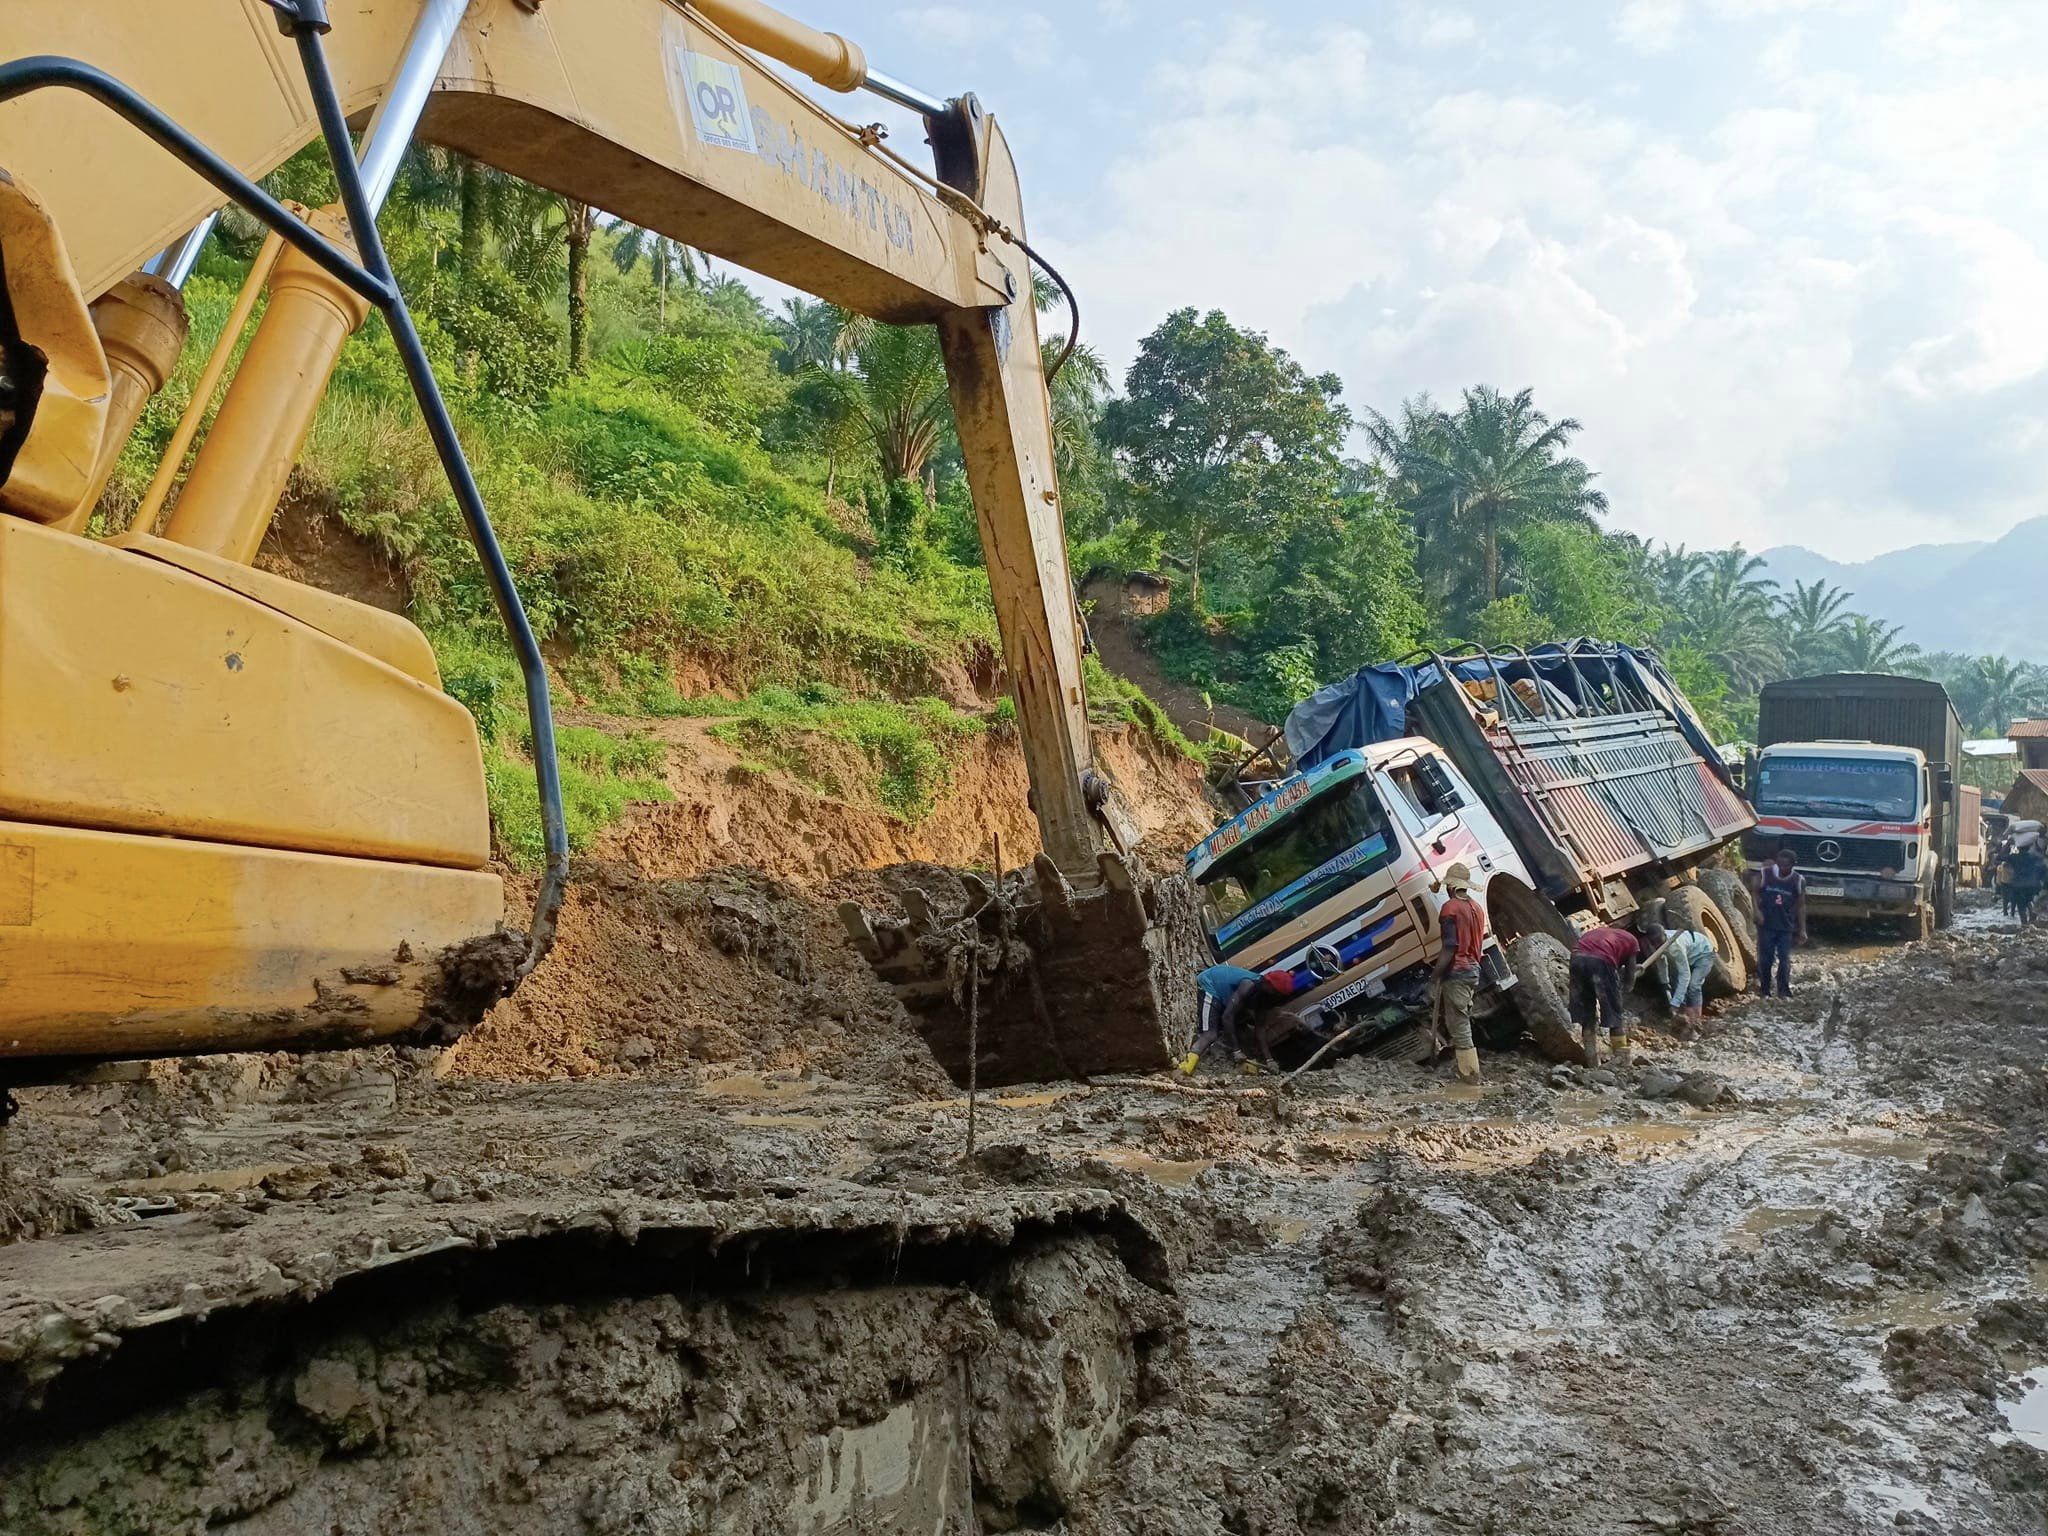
<box><xmin>764</xmin><ymin>1</ymin><xmax>2048</xmax><ymax>563</ymax></box>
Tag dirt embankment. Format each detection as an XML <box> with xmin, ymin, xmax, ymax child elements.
<box><xmin>596</xmin><ymin>713</ymin><xmax>1214</xmax><ymax>887</ymax></box>
<box><xmin>451</xmin><ymin>716</ymin><xmax>1217</xmax><ymax>1084</ymax></box>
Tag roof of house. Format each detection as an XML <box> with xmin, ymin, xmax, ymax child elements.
<box><xmin>2010</xmin><ymin>719</ymin><xmax>2048</xmax><ymax>739</ymax></box>
<box><xmin>2011</xmin><ymin>769</ymin><xmax>2048</xmax><ymax>802</ymax></box>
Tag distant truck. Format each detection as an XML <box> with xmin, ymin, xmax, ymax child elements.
<box><xmin>1186</xmin><ymin>642</ymin><xmax>1757</xmax><ymax>1064</ymax></box>
<box><xmin>1958</xmin><ymin>783</ymin><xmax>1985</xmax><ymax>888</ymax></box>
<box><xmin>1750</xmin><ymin>673</ymin><xmax>1963</xmax><ymax>937</ymax></box>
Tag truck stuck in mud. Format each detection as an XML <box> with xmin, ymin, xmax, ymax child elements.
<box><xmin>1191</xmin><ymin>642</ymin><xmax>1757</xmax><ymax>1064</ymax></box>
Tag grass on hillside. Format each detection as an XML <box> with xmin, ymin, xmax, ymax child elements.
<box><xmin>101</xmin><ymin>265</ymin><xmax>1200</xmax><ymax>858</ymax></box>
<box><xmin>485</xmin><ymin>723</ymin><xmax>671</xmax><ymax>870</ymax></box>
<box><xmin>708</xmin><ymin>684</ymin><xmax>988</xmax><ymax>821</ymax></box>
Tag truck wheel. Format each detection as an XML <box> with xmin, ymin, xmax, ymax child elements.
<box><xmin>1694</xmin><ymin>869</ymin><xmax>1759</xmax><ymax>973</ymax></box>
<box><xmin>1935</xmin><ymin>870</ymin><xmax>1955</xmax><ymax>930</ymax></box>
<box><xmin>1902</xmin><ymin>904</ymin><xmax>1934</xmax><ymax>941</ymax></box>
<box><xmin>1664</xmin><ymin>886</ymin><xmax>1748</xmax><ymax>998</ymax></box>
<box><xmin>1505</xmin><ymin>933</ymin><xmax>1580</xmax><ymax>1063</ymax></box>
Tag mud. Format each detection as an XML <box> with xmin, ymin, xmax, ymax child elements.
<box><xmin>8</xmin><ymin>892</ymin><xmax>2048</xmax><ymax>1532</ymax></box>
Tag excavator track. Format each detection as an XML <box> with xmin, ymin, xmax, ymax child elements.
<box><xmin>0</xmin><ymin>1072</ymin><xmax>1180</xmax><ymax>1534</ymax></box>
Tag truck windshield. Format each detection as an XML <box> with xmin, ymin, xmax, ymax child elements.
<box><xmin>1755</xmin><ymin>756</ymin><xmax>1919</xmax><ymax>820</ymax></box>
<box><xmin>1198</xmin><ymin>775</ymin><xmax>1397</xmax><ymax>950</ymax></box>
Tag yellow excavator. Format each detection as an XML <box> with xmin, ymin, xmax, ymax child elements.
<box><xmin>0</xmin><ymin>0</ymin><xmax>1187</xmax><ymax>1104</ymax></box>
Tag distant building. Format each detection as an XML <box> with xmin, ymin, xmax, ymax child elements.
<box><xmin>2009</xmin><ymin>719</ymin><xmax>2048</xmax><ymax>771</ymax></box>
<box><xmin>2007</xmin><ymin>770</ymin><xmax>2048</xmax><ymax>824</ymax></box>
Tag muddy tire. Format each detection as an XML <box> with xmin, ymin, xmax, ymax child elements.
<box><xmin>1935</xmin><ymin>870</ymin><xmax>1956</xmax><ymax>930</ymax></box>
<box><xmin>1695</xmin><ymin>868</ymin><xmax>1759</xmax><ymax>973</ymax></box>
<box><xmin>1505</xmin><ymin>933</ymin><xmax>1580</xmax><ymax>1063</ymax></box>
<box><xmin>1665</xmin><ymin>886</ymin><xmax>1748</xmax><ymax>998</ymax></box>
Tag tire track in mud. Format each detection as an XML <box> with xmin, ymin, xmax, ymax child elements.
<box><xmin>1063</xmin><ymin>903</ymin><xmax>2048</xmax><ymax>1534</ymax></box>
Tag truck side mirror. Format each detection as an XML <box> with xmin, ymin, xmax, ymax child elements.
<box><xmin>1417</xmin><ymin>756</ymin><xmax>1464</xmax><ymax>812</ymax></box>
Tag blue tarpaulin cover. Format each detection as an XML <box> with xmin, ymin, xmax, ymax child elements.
<box><xmin>1283</xmin><ymin>641</ymin><xmax>1726</xmax><ymax>777</ymax></box>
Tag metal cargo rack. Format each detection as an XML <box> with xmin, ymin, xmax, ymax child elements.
<box><xmin>1404</xmin><ymin>640</ymin><xmax>1754</xmax><ymax>914</ymax></box>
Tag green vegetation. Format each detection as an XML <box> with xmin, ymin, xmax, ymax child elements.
<box><xmin>707</xmin><ymin>685</ymin><xmax>987</xmax><ymax>821</ymax></box>
<box><xmin>1082</xmin><ymin>321</ymin><xmax>2048</xmax><ymax>747</ymax></box>
<box><xmin>123</xmin><ymin>138</ymin><xmax>2047</xmax><ymax>866</ymax></box>
<box><xmin>486</xmin><ymin>724</ymin><xmax>670</xmax><ymax>869</ymax></box>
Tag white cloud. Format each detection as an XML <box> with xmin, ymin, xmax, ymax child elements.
<box><xmin>892</xmin><ymin>6</ymin><xmax>1056</xmax><ymax>68</ymax></box>
<box><xmin>1615</xmin><ymin>0</ymin><xmax>1686</xmax><ymax>54</ymax></box>
<box><xmin>1412</xmin><ymin>8</ymin><xmax>1480</xmax><ymax>48</ymax></box>
<box><xmin>1048</xmin><ymin>13</ymin><xmax>2048</xmax><ymax>559</ymax></box>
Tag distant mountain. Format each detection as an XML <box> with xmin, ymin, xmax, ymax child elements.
<box><xmin>1754</xmin><ymin>520</ymin><xmax>2048</xmax><ymax>662</ymax></box>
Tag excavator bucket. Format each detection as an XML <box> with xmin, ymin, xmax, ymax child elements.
<box><xmin>823</xmin><ymin>95</ymin><xmax>1209</xmax><ymax>1087</ymax></box>
<box><xmin>840</xmin><ymin>851</ymin><xmax>1206</xmax><ymax>1086</ymax></box>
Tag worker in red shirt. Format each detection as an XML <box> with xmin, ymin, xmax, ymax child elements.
<box><xmin>1431</xmin><ymin>863</ymin><xmax>1487</xmax><ymax>1085</ymax></box>
<box><xmin>1570</xmin><ymin>922</ymin><xmax>1663</xmax><ymax>1068</ymax></box>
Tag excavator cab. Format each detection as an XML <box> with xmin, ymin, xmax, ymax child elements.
<box><xmin>0</xmin><ymin>0</ymin><xmax>1190</xmax><ymax>1098</ymax></box>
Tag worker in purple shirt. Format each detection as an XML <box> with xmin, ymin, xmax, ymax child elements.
<box><xmin>1570</xmin><ymin>922</ymin><xmax>1662</xmax><ymax>1067</ymax></box>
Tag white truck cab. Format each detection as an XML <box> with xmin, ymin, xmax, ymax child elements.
<box><xmin>1189</xmin><ymin>737</ymin><xmax>1531</xmax><ymax>1046</ymax></box>
<box><xmin>1746</xmin><ymin>739</ymin><xmax>1938</xmax><ymax>931</ymax></box>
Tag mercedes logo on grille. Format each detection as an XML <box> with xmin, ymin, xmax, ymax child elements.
<box><xmin>1816</xmin><ymin>839</ymin><xmax>1842</xmax><ymax>863</ymax></box>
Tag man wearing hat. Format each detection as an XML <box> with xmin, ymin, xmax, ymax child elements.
<box><xmin>1184</xmin><ymin>963</ymin><xmax>1299</xmax><ymax>1074</ymax></box>
<box><xmin>1432</xmin><ymin>862</ymin><xmax>1486</xmax><ymax>1084</ymax></box>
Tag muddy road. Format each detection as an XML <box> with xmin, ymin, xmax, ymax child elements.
<box><xmin>5</xmin><ymin>890</ymin><xmax>2048</xmax><ymax>1533</ymax></box>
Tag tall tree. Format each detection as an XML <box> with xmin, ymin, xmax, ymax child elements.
<box><xmin>562</xmin><ymin>199</ymin><xmax>597</xmax><ymax>373</ymax></box>
<box><xmin>1834</xmin><ymin>614</ymin><xmax>1921</xmax><ymax>674</ymax></box>
<box><xmin>611</xmin><ymin>226</ymin><xmax>701</xmax><ymax>324</ymax></box>
<box><xmin>824</xmin><ymin>321</ymin><xmax>952</xmax><ymax>487</ymax></box>
<box><xmin>1665</xmin><ymin>546</ymin><xmax>1782</xmax><ymax>692</ymax></box>
<box><xmin>1776</xmin><ymin>579</ymin><xmax>1855</xmax><ymax>675</ymax></box>
<box><xmin>1100</xmin><ymin>308</ymin><xmax>1350</xmax><ymax>611</ymax></box>
<box><xmin>1365</xmin><ymin>385</ymin><xmax>1607</xmax><ymax>618</ymax></box>
<box><xmin>771</xmin><ymin>297</ymin><xmax>843</xmax><ymax>375</ymax></box>
<box><xmin>1961</xmin><ymin>654</ymin><xmax>2037</xmax><ymax>734</ymax></box>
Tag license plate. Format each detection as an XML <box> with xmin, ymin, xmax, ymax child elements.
<box><xmin>1805</xmin><ymin>882</ymin><xmax>1846</xmax><ymax>897</ymax></box>
<box><xmin>1320</xmin><ymin>967</ymin><xmax>1388</xmax><ymax>1010</ymax></box>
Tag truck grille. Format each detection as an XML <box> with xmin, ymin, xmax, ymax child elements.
<box><xmin>1744</xmin><ymin>830</ymin><xmax>1908</xmax><ymax>872</ymax></box>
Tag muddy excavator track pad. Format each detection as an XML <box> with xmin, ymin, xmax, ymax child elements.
<box><xmin>840</xmin><ymin>855</ymin><xmax>1207</xmax><ymax>1086</ymax></box>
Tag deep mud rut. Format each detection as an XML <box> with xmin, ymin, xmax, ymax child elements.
<box><xmin>7</xmin><ymin>892</ymin><xmax>2048</xmax><ymax>1534</ymax></box>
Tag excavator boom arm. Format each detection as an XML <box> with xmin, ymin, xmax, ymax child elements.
<box><xmin>0</xmin><ymin>0</ymin><xmax>1101</xmax><ymax>883</ymax></box>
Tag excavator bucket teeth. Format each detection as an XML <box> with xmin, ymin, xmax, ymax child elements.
<box><xmin>850</xmin><ymin>858</ymin><xmax>1207</xmax><ymax>1086</ymax></box>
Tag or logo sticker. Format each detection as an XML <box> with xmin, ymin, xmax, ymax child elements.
<box><xmin>679</xmin><ymin>49</ymin><xmax>757</xmax><ymax>152</ymax></box>
<box><xmin>0</xmin><ymin>844</ymin><xmax>30</xmax><ymax>926</ymax></box>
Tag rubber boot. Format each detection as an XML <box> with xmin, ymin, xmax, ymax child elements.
<box><xmin>1454</xmin><ymin>1047</ymin><xmax>1482</xmax><ymax>1084</ymax></box>
<box><xmin>1581</xmin><ymin>1023</ymin><xmax>1601</xmax><ymax>1069</ymax></box>
<box><xmin>1610</xmin><ymin>1031</ymin><xmax>1634</xmax><ymax>1068</ymax></box>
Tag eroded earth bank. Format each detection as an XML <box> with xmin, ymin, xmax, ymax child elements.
<box><xmin>7</xmin><ymin>888</ymin><xmax>2048</xmax><ymax>1534</ymax></box>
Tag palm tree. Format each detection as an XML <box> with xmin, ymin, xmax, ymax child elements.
<box><xmin>610</xmin><ymin>225</ymin><xmax>701</xmax><ymax>324</ymax></box>
<box><xmin>1042</xmin><ymin>334</ymin><xmax>1110</xmax><ymax>494</ymax></box>
<box><xmin>559</xmin><ymin>199</ymin><xmax>598</xmax><ymax>372</ymax></box>
<box><xmin>1366</xmin><ymin>385</ymin><xmax>1607</xmax><ymax>616</ymax></box>
<box><xmin>1776</xmin><ymin>579</ymin><xmax>1855</xmax><ymax>675</ymax></box>
<box><xmin>825</xmin><ymin>321</ymin><xmax>952</xmax><ymax>487</ymax></box>
<box><xmin>700</xmin><ymin>273</ymin><xmax>766</xmax><ymax>322</ymax></box>
<box><xmin>1833</xmin><ymin>614</ymin><xmax>1921</xmax><ymax>674</ymax></box>
<box><xmin>392</xmin><ymin>147</ymin><xmax>556</xmax><ymax>288</ymax></box>
<box><xmin>1664</xmin><ymin>546</ymin><xmax>1782</xmax><ymax>692</ymax></box>
<box><xmin>1962</xmin><ymin>654</ymin><xmax>2038</xmax><ymax>735</ymax></box>
<box><xmin>772</xmin><ymin>297</ymin><xmax>844</xmax><ymax>375</ymax></box>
